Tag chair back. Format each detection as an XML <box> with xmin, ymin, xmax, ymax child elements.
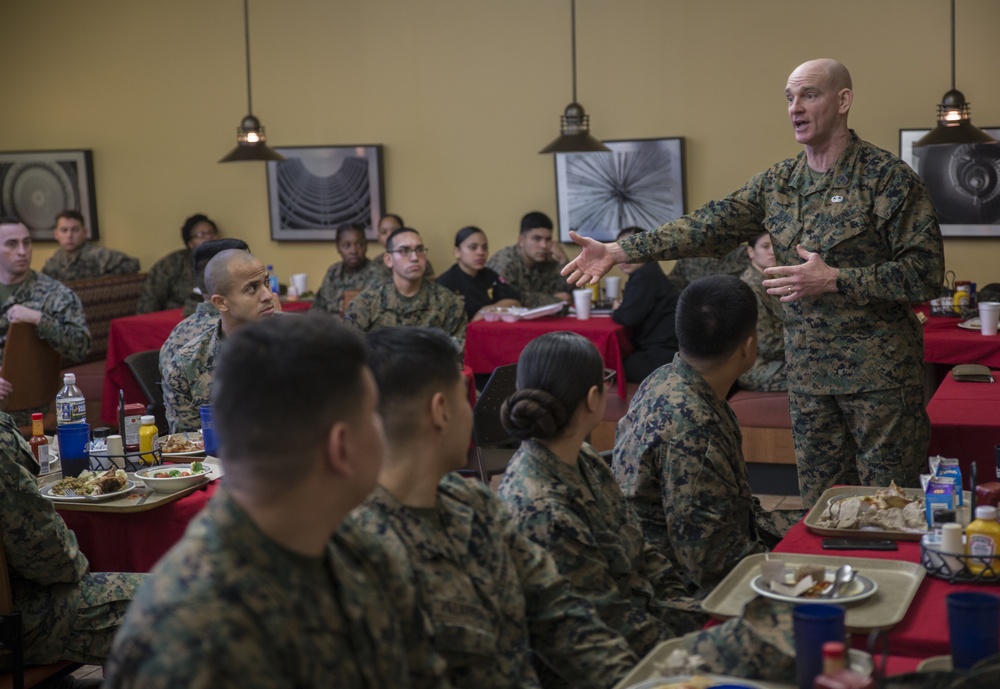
<box><xmin>124</xmin><ymin>349</ymin><xmax>167</xmax><ymax>434</ymax></box>
<box><xmin>0</xmin><ymin>323</ymin><xmax>62</xmax><ymax>415</ymax></box>
<box><xmin>472</xmin><ymin>364</ymin><xmax>517</xmax><ymax>447</ymax></box>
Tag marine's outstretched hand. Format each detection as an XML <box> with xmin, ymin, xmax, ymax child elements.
<box><xmin>561</xmin><ymin>231</ymin><xmax>627</xmax><ymax>287</ymax></box>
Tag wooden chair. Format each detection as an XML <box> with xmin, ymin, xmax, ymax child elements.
<box><xmin>0</xmin><ymin>536</ymin><xmax>78</xmax><ymax>689</ymax></box>
<box><xmin>0</xmin><ymin>323</ymin><xmax>63</xmax><ymax>435</ymax></box>
<box><xmin>460</xmin><ymin>364</ymin><xmax>519</xmax><ymax>483</ymax></box>
<box><xmin>124</xmin><ymin>349</ymin><xmax>168</xmax><ymax>435</ymax></box>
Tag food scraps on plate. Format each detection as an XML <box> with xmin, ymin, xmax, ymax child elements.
<box><xmin>49</xmin><ymin>469</ymin><xmax>128</xmax><ymax>496</ymax></box>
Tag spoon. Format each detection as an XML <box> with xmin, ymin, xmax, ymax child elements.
<box><xmin>827</xmin><ymin>564</ymin><xmax>856</xmax><ymax>599</ymax></box>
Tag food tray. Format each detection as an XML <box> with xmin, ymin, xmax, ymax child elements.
<box><xmin>700</xmin><ymin>553</ymin><xmax>925</xmax><ymax>633</ymax></box>
<box><xmin>803</xmin><ymin>486</ymin><xmax>971</xmax><ymax>541</ymax></box>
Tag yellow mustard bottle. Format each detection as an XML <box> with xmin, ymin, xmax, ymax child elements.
<box><xmin>965</xmin><ymin>505</ymin><xmax>1000</xmax><ymax>576</ymax></box>
<box><xmin>138</xmin><ymin>415</ymin><xmax>158</xmax><ymax>465</ymax></box>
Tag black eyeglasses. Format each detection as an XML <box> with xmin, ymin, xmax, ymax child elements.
<box><xmin>387</xmin><ymin>246</ymin><xmax>428</xmax><ymax>258</ymax></box>
<box><xmin>602</xmin><ymin>368</ymin><xmax>617</xmax><ymax>390</ymax></box>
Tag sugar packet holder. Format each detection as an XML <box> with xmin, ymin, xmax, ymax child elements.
<box><xmin>951</xmin><ymin>364</ymin><xmax>994</xmax><ymax>383</ymax></box>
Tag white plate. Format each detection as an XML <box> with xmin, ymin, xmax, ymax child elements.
<box><xmin>157</xmin><ymin>432</ymin><xmax>205</xmax><ymax>457</ymax></box>
<box><xmin>749</xmin><ymin>571</ymin><xmax>878</xmax><ymax>605</ymax></box>
<box><xmin>958</xmin><ymin>318</ymin><xmax>982</xmax><ymax>330</ymax></box>
<box><xmin>41</xmin><ymin>480</ymin><xmax>136</xmax><ymax>502</ymax></box>
<box><xmin>520</xmin><ymin>302</ymin><xmax>565</xmax><ymax>319</ymax></box>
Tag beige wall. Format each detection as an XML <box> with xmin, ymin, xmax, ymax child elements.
<box><xmin>2</xmin><ymin>0</ymin><xmax>998</xmax><ymax>287</ymax></box>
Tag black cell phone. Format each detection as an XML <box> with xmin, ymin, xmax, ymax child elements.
<box><xmin>821</xmin><ymin>538</ymin><xmax>897</xmax><ymax>551</ymax></box>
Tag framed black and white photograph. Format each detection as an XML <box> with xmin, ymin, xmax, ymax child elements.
<box><xmin>0</xmin><ymin>149</ymin><xmax>98</xmax><ymax>241</ymax></box>
<box><xmin>899</xmin><ymin>128</ymin><xmax>1000</xmax><ymax>237</ymax></box>
<box><xmin>554</xmin><ymin>137</ymin><xmax>686</xmax><ymax>242</ymax></box>
<box><xmin>266</xmin><ymin>145</ymin><xmax>385</xmax><ymax>241</ymax></box>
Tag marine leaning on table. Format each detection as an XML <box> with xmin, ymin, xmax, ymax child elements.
<box><xmin>106</xmin><ymin>315</ymin><xmax>453</xmax><ymax>689</ymax></box>
<box><xmin>0</xmin><ymin>411</ymin><xmax>144</xmax><ymax>671</ymax></box>
<box><xmin>562</xmin><ymin>58</ymin><xmax>944</xmax><ymax>506</ymax></box>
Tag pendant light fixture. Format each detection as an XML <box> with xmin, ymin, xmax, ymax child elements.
<box><xmin>539</xmin><ymin>0</ymin><xmax>610</xmax><ymax>154</ymax></box>
<box><xmin>913</xmin><ymin>0</ymin><xmax>996</xmax><ymax>148</ymax></box>
<box><xmin>219</xmin><ymin>0</ymin><xmax>285</xmax><ymax>163</ymax></box>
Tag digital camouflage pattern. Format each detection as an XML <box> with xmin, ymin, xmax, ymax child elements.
<box><xmin>486</xmin><ymin>245</ymin><xmax>569</xmax><ymax>308</ymax></box>
<box><xmin>136</xmin><ymin>248</ymin><xmax>199</xmax><ymax>314</ymax></box>
<box><xmin>0</xmin><ymin>411</ymin><xmax>143</xmax><ymax>670</ymax></box>
<box><xmin>105</xmin><ymin>488</ymin><xmax>452</xmax><ymax>689</ymax></box>
<box><xmin>613</xmin><ymin>355</ymin><xmax>801</xmax><ymax>596</ymax></box>
<box><xmin>41</xmin><ymin>242</ymin><xmax>140</xmax><ymax>282</ymax></box>
<box><xmin>350</xmin><ymin>474</ymin><xmax>637</xmax><ymax>689</ymax></box>
<box><xmin>310</xmin><ymin>258</ymin><xmax>383</xmax><ymax>316</ymax></box>
<box><xmin>666</xmin><ymin>244</ymin><xmax>750</xmax><ymax>290</ymax></box>
<box><xmin>497</xmin><ymin>439</ymin><xmax>705</xmax><ymax>657</ymax></box>
<box><xmin>158</xmin><ymin>301</ymin><xmax>219</xmax><ymax>376</ymax></box>
<box><xmin>344</xmin><ymin>278</ymin><xmax>468</xmax><ymax>351</ymax></box>
<box><xmin>161</xmin><ymin>320</ymin><xmax>222</xmax><ymax>433</ymax></box>
<box><xmin>622</xmin><ymin>132</ymin><xmax>943</xmax><ymax>503</ymax></box>
<box><xmin>738</xmin><ymin>265</ymin><xmax>787</xmax><ymax>392</ymax></box>
<box><xmin>0</xmin><ymin>270</ymin><xmax>92</xmax><ymax>426</ymax></box>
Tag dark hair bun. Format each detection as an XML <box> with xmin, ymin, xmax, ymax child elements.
<box><xmin>500</xmin><ymin>388</ymin><xmax>568</xmax><ymax>441</ymax></box>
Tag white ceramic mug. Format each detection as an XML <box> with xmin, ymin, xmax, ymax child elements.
<box><xmin>572</xmin><ymin>289</ymin><xmax>592</xmax><ymax>320</ymax></box>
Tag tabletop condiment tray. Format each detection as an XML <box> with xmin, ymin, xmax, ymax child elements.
<box><xmin>803</xmin><ymin>485</ymin><xmax>970</xmax><ymax>541</ymax></box>
<box><xmin>700</xmin><ymin>552</ymin><xmax>925</xmax><ymax>633</ymax></box>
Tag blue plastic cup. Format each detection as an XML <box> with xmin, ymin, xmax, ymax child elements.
<box><xmin>200</xmin><ymin>405</ymin><xmax>218</xmax><ymax>457</ymax></box>
<box><xmin>947</xmin><ymin>592</ymin><xmax>1000</xmax><ymax>670</ymax></box>
<box><xmin>793</xmin><ymin>604</ymin><xmax>846</xmax><ymax>689</ymax></box>
<box><xmin>57</xmin><ymin>422</ymin><xmax>91</xmax><ymax>478</ymax></box>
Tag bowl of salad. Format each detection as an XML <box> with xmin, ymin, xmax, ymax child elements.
<box><xmin>134</xmin><ymin>462</ymin><xmax>210</xmax><ymax>493</ymax></box>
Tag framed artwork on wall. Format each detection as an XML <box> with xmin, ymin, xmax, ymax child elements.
<box><xmin>554</xmin><ymin>137</ymin><xmax>686</xmax><ymax>243</ymax></box>
<box><xmin>899</xmin><ymin>128</ymin><xmax>1000</xmax><ymax>237</ymax></box>
<box><xmin>0</xmin><ymin>149</ymin><xmax>98</xmax><ymax>241</ymax></box>
<box><xmin>266</xmin><ymin>145</ymin><xmax>385</xmax><ymax>241</ymax></box>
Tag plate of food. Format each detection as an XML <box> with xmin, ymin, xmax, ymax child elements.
<box><xmin>42</xmin><ymin>469</ymin><xmax>134</xmax><ymax>502</ymax></box>
<box><xmin>157</xmin><ymin>432</ymin><xmax>205</xmax><ymax>457</ymax></box>
<box><xmin>134</xmin><ymin>462</ymin><xmax>210</xmax><ymax>493</ymax></box>
<box><xmin>749</xmin><ymin>563</ymin><xmax>878</xmax><ymax>605</ymax></box>
<box><xmin>803</xmin><ymin>483</ymin><xmax>960</xmax><ymax>541</ymax></box>
<box><xmin>958</xmin><ymin>317</ymin><xmax>982</xmax><ymax>330</ymax></box>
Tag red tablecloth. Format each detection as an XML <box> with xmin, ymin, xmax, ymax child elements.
<box><xmin>927</xmin><ymin>369</ymin><xmax>1000</xmax><ymax>485</ymax></box>
<box><xmin>101</xmin><ymin>302</ymin><xmax>313</xmax><ymax>424</ymax></box>
<box><xmin>774</xmin><ymin>519</ymin><xmax>999</xmax><ymax>660</ymax></box>
<box><xmin>921</xmin><ymin>306</ymin><xmax>1000</xmax><ymax>367</ymax></box>
<box><xmin>59</xmin><ymin>481</ymin><xmax>218</xmax><ymax>573</ymax></box>
<box><xmin>465</xmin><ymin>315</ymin><xmax>631</xmax><ymax>398</ymax></box>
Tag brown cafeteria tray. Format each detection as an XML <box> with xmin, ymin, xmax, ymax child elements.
<box><xmin>803</xmin><ymin>485</ymin><xmax>971</xmax><ymax>541</ymax></box>
<box><xmin>700</xmin><ymin>552</ymin><xmax>925</xmax><ymax>633</ymax></box>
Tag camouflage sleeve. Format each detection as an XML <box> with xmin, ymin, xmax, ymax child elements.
<box><xmin>834</xmin><ymin>172</ymin><xmax>943</xmax><ymax>305</ymax></box>
<box><xmin>504</xmin><ymin>506</ymin><xmax>637</xmax><ymax>688</ymax></box>
<box><xmin>162</xmin><ymin>354</ymin><xmax>199</xmax><ymax>433</ymax></box>
<box><xmin>99</xmin><ymin>248</ymin><xmax>141</xmax><ymax>275</ymax></box>
<box><xmin>310</xmin><ymin>264</ymin><xmax>343</xmax><ymax>315</ymax></box>
<box><xmin>442</xmin><ymin>292</ymin><xmax>468</xmax><ymax>352</ymax></box>
<box><xmin>136</xmin><ymin>252</ymin><xmax>184</xmax><ymax>314</ymax></box>
<box><xmin>487</xmin><ymin>250</ymin><xmax>559</xmax><ymax>309</ymax></box>
<box><xmin>40</xmin><ymin>254</ymin><xmax>61</xmax><ymax>279</ymax></box>
<box><xmin>660</xmin><ymin>432</ymin><xmax>768</xmax><ymax>592</ymax></box>
<box><xmin>1</xmin><ymin>421</ymin><xmax>89</xmax><ymax>585</ymax></box>
<box><xmin>35</xmin><ymin>283</ymin><xmax>91</xmax><ymax>363</ymax></box>
<box><xmin>342</xmin><ymin>289</ymin><xmax>377</xmax><ymax>332</ymax></box>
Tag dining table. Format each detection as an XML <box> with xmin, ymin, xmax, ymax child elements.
<box><xmin>465</xmin><ymin>314</ymin><xmax>632</xmax><ymax>398</ymax></box>
<box><xmin>926</xmin><ymin>368</ymin><xmax>1000</xmax><ymax>486</ymax></box>
<box><xmin>920</xmin><ymin>305</ymin><xmax>1000</xmax><ymax>368</ymax></box>
<box><xmin>100</xmin><ymin>301</ymin><xmax>313</xmax><ymax>424</ymax></box>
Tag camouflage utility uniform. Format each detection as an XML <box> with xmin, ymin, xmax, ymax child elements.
<box><xmin>613</xmin><ymin>355</ymin><xmax>801</xmax><ymax>596</ymax></box>
<box><xmin>622</xmin><ymin>132</ymin><xmax>944</xmax><ymax>505</ymax></box>
<box><xmin>738</xmin><ymin>265</ymin><xmax>787</xmax><ymax>392</ymax></box>
<box><xmin>41</xmin><ymin>242</ymin><xmax>140</xmax><ymax>282</ymax></box>
<box><xmin>161</xmin><ymin>320</ymin><xmax>223</xmax><ymax>433</ymax></box>
<box><xmin>350</xmin><ymin>474</ymin><xmax>637</xmax><ymax>689</ymax></box>
<box><xmin>0</xmin><ymin>412</ymin><xmax>143</xmax><ymax>670</ymax></box>
<box><xmin>344</xmin><ymin>279</ymin><xmax>468</xmax><ymax>351</ymax></box>
<box><xmin>666</xmin><ymin>244</ymin><xmax>750</xmax><ymax>290</ymax></box>
<box><xmin>310</xmin><ymin>258</ymin><xmax>382</xmax><ymax>316</ymax></box>
<box><xmin>136</xmin><ymin>248</ymin><xmax>198</xmax><ymax>314</ymax></box>
<box><xmin>497</xmin><ymin>439</ymin><xmax>704</xmax><ymax>657</ymax></box>
<box><xmin>105</xmin><ymin>488</ymin><xmax>451</xmax><ymax>689</ymax></box>
<box><xmin>486</xmin><ymin>245</ymin><xmax>568</xmax><ymax>308</ymax></box>
<box><xmin>158</xmin><ymin>302</ymin><xmax>219</xmax><ymax>376</ymax></box>
<box><xmin>0</xmin><ymin>270</ymin><xmax>91</xmax><ymax>426</ymax></box>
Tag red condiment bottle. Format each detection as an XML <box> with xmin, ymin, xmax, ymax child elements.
<box><xmin>29</xmin><ymin>412</ymin><xmax>50</xmax><ymax>473</ymax></box>
<box><xmin>813</xmin><ymin>641</ymin><xmax>875</xmax><ymax>689</ymax></box>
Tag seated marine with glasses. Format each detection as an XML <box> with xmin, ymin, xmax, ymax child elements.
<box><xmin>344</xmin><ymin>227</ymin><xmax>467</xmax><ymax>351</ymax></box>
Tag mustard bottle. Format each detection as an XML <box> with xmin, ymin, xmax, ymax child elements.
<box><xmin>965</xmin><ymin>505</ymin><xmax>1000</xmax><ymax>576</ymax></box>
<box><xmin>139</xmin><ymin>415</ymin><xmax>159</xmax><ymax>465</ymax></box>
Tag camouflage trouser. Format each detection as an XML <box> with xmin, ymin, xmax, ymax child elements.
<box><xmin>62</xmin><ymin>572</ymin><xmax>145</xmax><ymax>665</ymax></box>
<box><xmin>789</xmin><ymin>385</ymin><xmax>929</xmax><ymax>507</ymax></box>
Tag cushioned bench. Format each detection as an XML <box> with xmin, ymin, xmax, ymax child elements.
<box><xmin>727</xmin><ymin>389</ymin><xmax>795</xmax><ymax>465</ymax></box>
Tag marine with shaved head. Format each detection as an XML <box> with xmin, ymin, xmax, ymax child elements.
<box><xmin>561</xmin><ymin>59</ymin><xmax>944</xmax><ymax>505</ymax></box>
<box><xmin>162</xmin><ymin>249</ymin><xmax>277</xmax><ymax>432</ymax></box>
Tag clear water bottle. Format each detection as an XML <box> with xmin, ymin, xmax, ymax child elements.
<box><xmin>55</xmin><ymin>373</ymin><xmax>86</xmax><ymax>425</ymax></box>
<box><xmin>267</xmin><ymin>264</ymin><xmax>279</xmax><ymax>295</ymax></box>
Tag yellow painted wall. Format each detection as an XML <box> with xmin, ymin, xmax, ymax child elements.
<box><xmin>2</xmin><ymin>0</ymin><xmax>998</xmax><ymax>288</ymax></box>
